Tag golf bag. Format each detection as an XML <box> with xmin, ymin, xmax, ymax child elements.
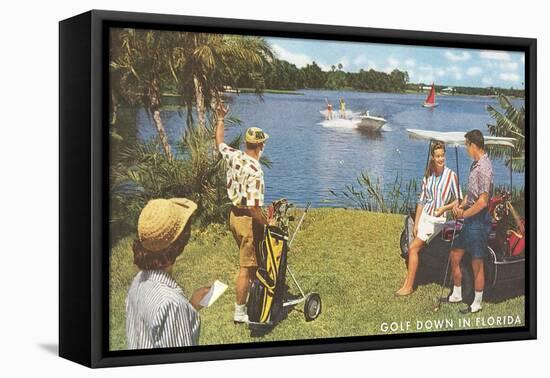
<box><xmin>247</xmin><ymin>225</ymin><xmax>289</xmax><ymax>325</ymax></box>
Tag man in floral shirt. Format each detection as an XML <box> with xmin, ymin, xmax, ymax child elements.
<box><xmin>215</xmin><ymin>101</ymin><xmax>271</xmax><ymax>324</ymax></box>
<box><xmin>446</xmin><ymin>129</ymin><xmax>494</xmax><ymax>314</ymax></box>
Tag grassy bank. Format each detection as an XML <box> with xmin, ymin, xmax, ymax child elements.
<box><xmin>110</xmin><ymin>208</ymin><xmax>524</xmax><ymax>350</ymax></box>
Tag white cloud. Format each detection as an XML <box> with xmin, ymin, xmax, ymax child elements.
<box><xmin>467</xmin><ymin>66</ymin><xmax>483</xmax><ymax>76</ymax></box>
<box><xmin>446</xmin><ymin>66</ymin><xmax>463</xmax><ymax>80</ymax></box>
<box><xmin>339</xmin><ymin>56</ymin><xmax>350</xmax><ymax>69</ymax></box>
<box><xmin>353</xmin><ymin>56</ymin><xmax>379</xmax><ymax>72</ymax></box>
<box><xmin>353</xmin><ymin>54</ymin><xmax>368</xmax><ymax>66</ymax></box>
<box><xmin>500</xmin><ymin>73</ymin><xmax>520</xmax><ymax>82</ymax></box>
<box><xmin>366</xmin><ymin>61</ymin><xmax>377</xmax><ymax>70</ymax></box>
<box><xmin>444</xmin><ymin>50</ymin><xmax>471</xmax><ymax>62</ymax></box>
<box><xmin>521</xmin><ymin>55</ymin><xmax>525</xmax><ymax>64</ymax></box>
<box><xmin>480</xmin><ymin>50</ymin><xmax>511</xmax><ymax>61</ymax></box>
<box><xmin>405</xmin><ymin>59</ymin><xmax>416</xmax><ymax>67</ymax></box>
<box><xmin>417</xmin><ymin>74</ymin><xmax>435</xmax><ymax>84</ymax></box>
<box><xmin>413</xmin><ymin>64</ymin><xmax>462</xmax><ymax>83</ymax></box>
<box><xmin>388</xmin><ymin>57</ymin><xmax>400</xmax><ymax>67</ymax></box>
<box><xmin>318</xmin><ymin>62</ymin><xmax>333</xmax><ymax>71</ymax></box>
<box><xmin>501</xmin><ymin>62</ymin><xmax>519</xmax><ymax>71</ymax></box>
<box><xmin>382</xmin><ymin>57</ymin><xmax>400</xmax><ymax>73</ymax></box>
<box><xmin>482</xmin><ymin>77</ymin><xmax>493</xmax><ymax>86</ymax></box>
<box><xmin>412</xmin><ymin>65</ymin><xmax>435</xmax><ymax>83</ymax></box>
<box><xmin>271</xmin><ymin>44</ymin><xmax>312</xmax><ymax>68</ymax></box>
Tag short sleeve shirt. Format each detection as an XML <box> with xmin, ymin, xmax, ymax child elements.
<box><xmin>218</xmin><ymin>142</ymin><xmax>265</xmax><ymax>207</ymax></box>
<box><xmin>466</xmin><ymin>153</ymin><xmax>493</xmax><ymax>207</ymax></box>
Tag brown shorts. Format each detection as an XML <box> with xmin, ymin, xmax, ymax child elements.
<box><xmin>229</xmin><ymin>208</ymin><xmax>263</xmax><ymax>268</ymax></box>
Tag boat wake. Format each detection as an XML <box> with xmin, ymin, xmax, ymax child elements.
<box><xmin>320</xmin><ymin>109</ymin><xmax>359</xmax><ymax>119</ymax></box>
<box><xmin>319</xmin><ymin>118</ymin><xmax>358</xmax><ymax>130</ymax></box>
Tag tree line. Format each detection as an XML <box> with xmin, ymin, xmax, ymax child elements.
<box><xmin>406</xmin><ymin>84</ymin><xmax>525</xmax><ymax>98</ymax></box>
<box><xmin>236</xmin><ymin>59</ymin><xmax>410</xmax><ymax>93</ymax></box>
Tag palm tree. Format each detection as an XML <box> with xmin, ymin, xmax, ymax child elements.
<box><xmin>110</xmin><ymin>29</ymin><xmax>173</xmax><ymax>160</ymax></box>
<box><xmin>171</xmin><ymin>33</ymin><xmax>274</xmax><ymax>128</ymax></box>
<box><xmin>485</xmin><ymin>93</ymin><xmax>525</xmax><ymax>172</ymax></box>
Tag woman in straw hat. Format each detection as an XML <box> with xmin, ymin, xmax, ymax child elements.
<box><xmin>126</xmin><ymin>198</ymin><xmax>210</xmax><ymax>349</ymax></box>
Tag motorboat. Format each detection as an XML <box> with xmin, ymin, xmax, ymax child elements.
<box><xmin>355</xmin><ymin>110</ymin><xmax>387</xmax><ymax>132</ymax></box>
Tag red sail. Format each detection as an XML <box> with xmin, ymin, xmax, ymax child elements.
<box><xmin>425</xmin><ymin>84</ymin><xmax>436</xmax><ymax>104</ymax></box>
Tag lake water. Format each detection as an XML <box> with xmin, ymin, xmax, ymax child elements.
<box><xmin>137</xmin><ymin>90</ymin><xmax>524</xmax><ymax>207</ymax></box>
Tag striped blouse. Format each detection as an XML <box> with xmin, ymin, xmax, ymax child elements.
<box><xmin>125</xmin><ymin>270</ymin><xmax>200</xmax><ymax>349</ymax></box>
<box><xmin>418</xmin><ymin>166</ymin><xmax>461</xmax><ymax>217</ymax></box>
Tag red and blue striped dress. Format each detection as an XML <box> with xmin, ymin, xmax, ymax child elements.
<box><xmin>418</xmin><ymin>167</ymin><xmax>461</xmax><ymax>217</ymax></box>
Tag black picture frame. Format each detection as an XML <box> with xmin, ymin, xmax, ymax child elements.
<box><xmin>59</xmin><ymin>9</ymin><xmax>537</xmax><ymax>368</ymax></box>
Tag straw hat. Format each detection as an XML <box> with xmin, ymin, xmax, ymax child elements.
<box><xmin>245</xmin><ymin>127</ymin><xmax>269</xmax><ymax>144</ymax></box>
<box><xmin>137</xmin><ymin>198</ymin><xmax>197</xmax><ymax>252</ymax></box>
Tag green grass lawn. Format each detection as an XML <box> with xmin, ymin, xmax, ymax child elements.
<box><xmin>109</xmin><ymin>208</ymin><xmax>524</xmax><ymax>350</ymax></box>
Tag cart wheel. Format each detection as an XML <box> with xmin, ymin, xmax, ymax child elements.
<box><xmin>304</xmin><ymin>293</ymin><xmax>322</xmax><ymax>322</ymax></box>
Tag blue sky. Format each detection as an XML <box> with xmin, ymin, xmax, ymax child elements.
<box><xmin>266</xmin><ymin>37</ymin><xmax>525</xmax><ymax>88</ymax></box>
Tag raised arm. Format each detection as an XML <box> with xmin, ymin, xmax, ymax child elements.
<box><xmin>215</xmin><ymin>101</ymin><xmax>229</xmax><ymax>148</ymax></box>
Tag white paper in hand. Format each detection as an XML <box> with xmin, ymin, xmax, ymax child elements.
<box><xmin>199</xmin><ymin>280</ymin><xmax>228</xmax><ymax>308</ymax></box>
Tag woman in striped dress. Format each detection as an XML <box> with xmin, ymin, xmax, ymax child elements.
<box><xmin>395</xmin><ymin>141</ymin><xmax>461</xmax><ymax>297</ymax></box>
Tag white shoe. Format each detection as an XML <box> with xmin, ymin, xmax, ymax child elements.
<box><xmin>448</xmin><ymin>295</ymin><xmax>462</xmax><ymax>303</ymax></box>
<box><xmin>470</xmin><ymin>303</ymin><xmax>482</xmax><ymax>313</ymax></box>
<box><xmin>234</xmin><ymin>303</ymin><xmax>249</xmax><ymax>324</ymax></box>
<box><xmin>233</xmin><ymin>312</ymin><xmax>249</xmax><ymax>324</ymax></box>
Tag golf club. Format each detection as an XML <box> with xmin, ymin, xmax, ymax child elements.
<box><xmin>433</xmin><ymin>145</ymin><xmax>462</xmax><ymax>312</ymax></box>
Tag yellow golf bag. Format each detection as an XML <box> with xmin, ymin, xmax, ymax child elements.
<box><xmin>247</xmin><ymin>200</ymin><xmax>320</xmax><ymax>328</ymax></box>
<box><xmin>247</xmin><ymin>225</ymin><xmax>289</xmax><ymax>325</ymax></box>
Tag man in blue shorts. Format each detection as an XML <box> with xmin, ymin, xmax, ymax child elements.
<box><xmin>447</xmin><ymin>130</ymin><xmax>494</xmax><ymax>314</ymax></box>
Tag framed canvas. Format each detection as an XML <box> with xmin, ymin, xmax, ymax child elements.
<box><xmin>59</xmin><ymin>9</ymin><xmax>536</xmax><ymax>368</ymax></box>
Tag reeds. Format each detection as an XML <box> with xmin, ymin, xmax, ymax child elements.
<box><xmin>330</xmin><ymin>171</ymin><xmax>419</xmax><ymax>214</ymax></box>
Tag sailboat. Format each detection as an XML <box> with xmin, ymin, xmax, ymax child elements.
<box><xmin>422</xmin><ymin>83</ymin><xmax>438</xmax><ymax>108</ymax></box>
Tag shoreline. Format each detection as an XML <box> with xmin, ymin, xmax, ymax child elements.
<box><xmin>161</xmin><ymin>89</ymin><xmax>524</xmax><ymax>100</ymax></box>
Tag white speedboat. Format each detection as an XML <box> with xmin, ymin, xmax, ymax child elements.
<box><xmin>355</xmin><ymin>111</ymin><xmax>387</xmax><ymax>132</ymax></box>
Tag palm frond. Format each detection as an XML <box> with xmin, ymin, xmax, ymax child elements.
<box><xmin>486</xmin><ymin>94</ymin><xmax>525</xmax><ymax>172</ymax></box>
